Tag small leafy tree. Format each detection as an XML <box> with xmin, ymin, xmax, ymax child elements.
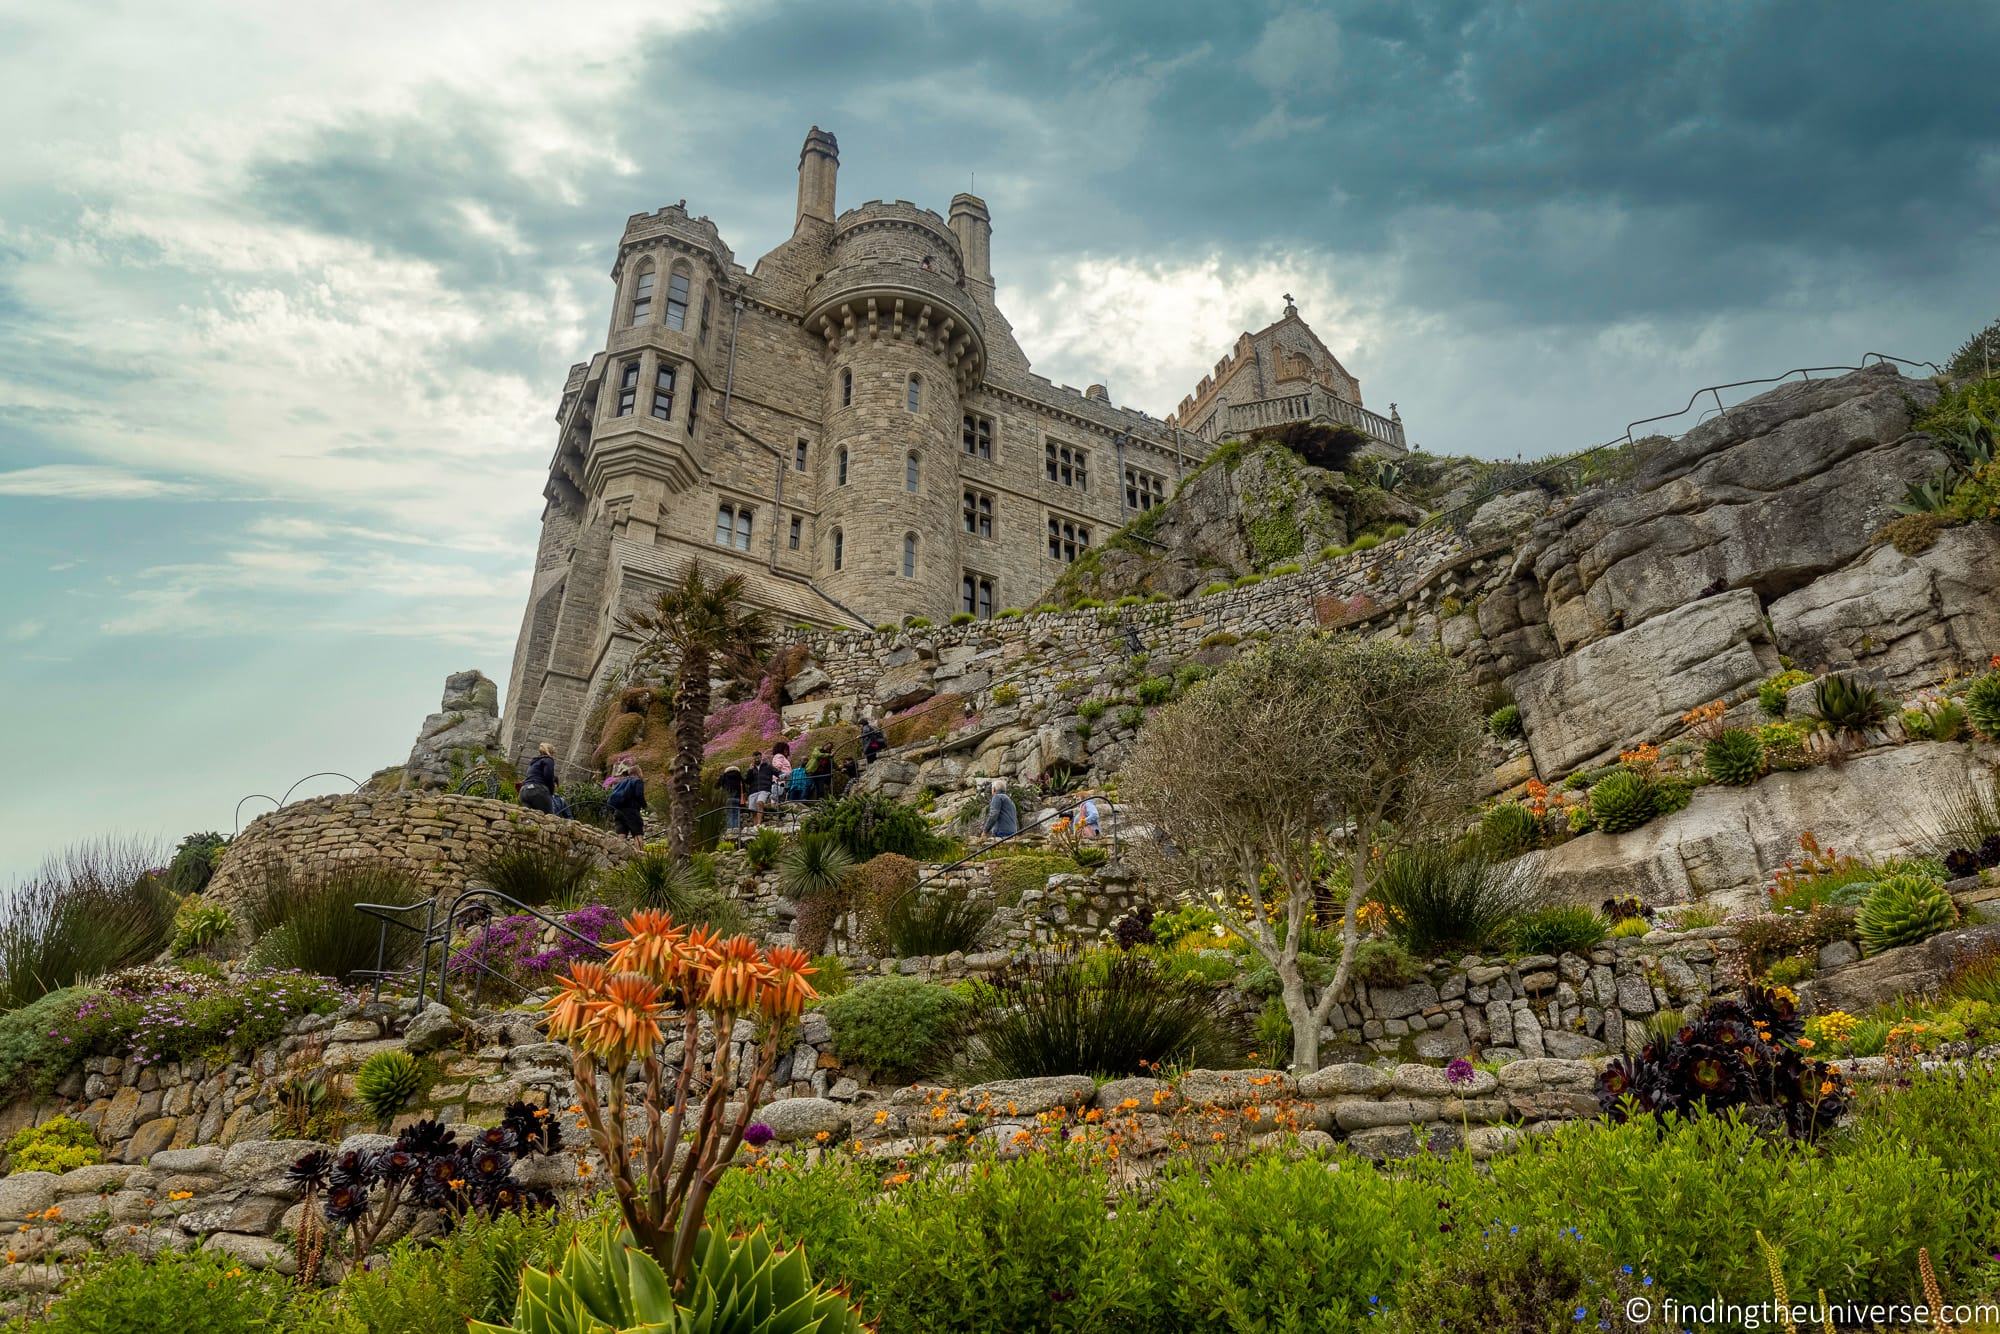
<box><xmin>614</xmin><ymin>560</ymin><xmax>770</xmax><ymax>860</ymax></box>
<box><xmin>1123</xmin><ymin>634</ymin><xmax>1483</xmax><ymax>1070</ymax></box>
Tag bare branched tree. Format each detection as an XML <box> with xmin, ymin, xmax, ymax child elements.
<box><xmin>613</xmin><ymin>559</ymin><xmax>771</xmax><ymax>861</ymax></box>
<box><xmin>1123</xmin><ymin>633</ymin><xmax>1484</xmax><ymax>1070</ymax></box>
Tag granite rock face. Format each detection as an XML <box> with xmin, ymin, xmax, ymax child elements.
<box><xmin>404</xmin><ymin>670</ymin><xmax>504</xmax><ymax>790</ymax></box>
<box><xmin>1517</xmin><ymin>365</ymin><xmax>1941</xmax><ymax>654</ymax></box>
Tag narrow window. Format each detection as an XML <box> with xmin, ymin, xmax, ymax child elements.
<box><xmin>905</xmin><ymin>451</ymin><xmax>920</xmax><ymax>492</ymax></box>
<box><xmin>789</xmin><ymin>515</ymin><xmax>802</xmax><ymax>550</ymax></box>
<box><xmin>699</xmin><ymin>283</ymin><xmax>715</xmax><ymax>343</ymax></box>
<box><xmin>616</xmin><ymin>360</ymin><xmax>639</xmax><ymax>416</ymax></box>
<box><xmin>961</xmin><ymin>572</ymin><xmax>994</xmax><ymax>619</ymax></box>
<box><xmin>840</xmin><ymin>370</ymin><xmax>853</xmax><ymax>407</ymax></box>
<box><xmin>713</xmin><ymin>504</ymin><xmax>734</xmax><ymax>547</ymax></box>
<box><xmin>902</xmin><ymin>532</ymin><xmax>918</xmax><ymax>578</ymax></box>
<box><xmin>734</xmin><ymin>504</ymin><xmax>752</xmax><ymax>551</ymax></box>
<box><xmin>962</xmin><ymin>488</ymin><xmax>993</xmax><ymax>539</ymax></box>
<box><xmin>795</xmin><ymin>438</ymin><xmax>809</xmax><ymax>471</ymax></box>
<box><xmin>687</xmin><ymin>383</ymin><xmax>701</xmax><ymax>437</ymax></box>
<box><xmin>628</xmin><ymin>266</ymin><xmax>654</xmax><ymax>324</ymax></box>
<box><xmin>906</xmin><ymin>374</ymin><xmax>922</xmax><ymax>413</ymax></box>
<box><xmin>650</xmin><ymin>363</ymin><xmax>675</xmax><ymax>420</ymax></box>
<box><xmin>838</xmin><ymin>448</ymin><xmax>849</xmax><ymax>486</ymax></box>
<box><xmin>832</xmin><ymin>528</ymin><xmax>844</xmax><ymax>571</ymax></box>
<box><xmin>665</xmin><ymin>266</ymin><xmax>691</xmax><ymax>330</ymax></box>
<box><xmin>961</xmin><ymin>413</ymin><xmax>993</xmax><ymax>460</ymax></box>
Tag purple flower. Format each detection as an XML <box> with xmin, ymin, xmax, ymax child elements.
<box><xmin>743</xmin><ymin>1123</ymin><xmax>774</xmax><ymax>1148</ymax></box>
<box><xmin>1446</xmin><ymin>1057</ymin><xmax>1476</xmax><ymax>1088</ymax></box>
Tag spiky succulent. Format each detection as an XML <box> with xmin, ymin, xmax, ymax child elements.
<box><xmin>1813</xmin><ymin>672</ymin><xmax>1888</xmax><ymax>733</ymax></box>
<box><xmin>1588</xmin><ymin>769</ymin><xmax>1655</xmax><ymax>835</ymax></box>
<box><xmin>1856</xmin><ymin>873</ymin><xmax>1958</xmax><ymax>954</ymax></box>
<box><xmin>471</xmin><ymin>1223</ymin><xmax>867</xmax><ymax>1334</ymax></box>
<box><xmin>1967</xmin><ymin>671</ymin><xmax>2000</xmax><ymax>741</ymax></box>
<box><xmin>354</xmin><ymin>1049</ymin><xmax>427</xmax><ymax>1125</ymax></box>
<box><xmin>1703</xmin><ymin>728</ymin><xmax>1764</xmax><ymax>786</ymax></box>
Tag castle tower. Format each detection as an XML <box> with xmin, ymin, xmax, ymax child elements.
<box><xmin>796</xmin><ymin>126</ymin><xmax>840</xmax><ymax>230</ymax></box>
<box><xmin>805</xmin><ymin>201</ymin><xmax>986</xmax><ymax>621</ymax></box>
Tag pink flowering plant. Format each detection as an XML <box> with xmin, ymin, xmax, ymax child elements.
<box><xmin>449</xmin><ymin>904</ymin><xmax>621</xmax><ymax>983</ymax></box>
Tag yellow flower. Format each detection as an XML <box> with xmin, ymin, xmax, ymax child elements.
<box><xmin>167</xmin><ymin>1190</ymin><xmax>194</xmax><ymax>1202</ymax></box>
<box><xmin>873</xmin><ymin>1110</ymin><xmax>890</xmax><ymax>1125</ymax></box>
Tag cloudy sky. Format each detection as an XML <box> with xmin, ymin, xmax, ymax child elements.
<box><xmin>2</xmin><ymin>0</ymin><xmax>1997</xmax><ymax>877</ymax></box>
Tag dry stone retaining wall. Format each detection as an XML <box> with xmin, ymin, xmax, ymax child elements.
<box><xmin>207</xmin><ymin>791</ymin><xmax>631</xmax><ymax>914</ymax></box>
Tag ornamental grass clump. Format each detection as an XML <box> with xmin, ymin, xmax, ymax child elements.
<box><xmin>962</xmin><ymin>949</ymin><xmax>1239</xmax><ymax>1082</ymax></box>
<box><xmin>540</xmin><ymin>911</ymin><xmax>821</xmax><ymax>1289</ymax></box>
<box><xmin>0</xmin><ymin>838</ymin><xmax>176</xmax><ymax>1010</ymax></box>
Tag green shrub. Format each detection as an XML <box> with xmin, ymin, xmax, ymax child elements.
<box><xmin>1350</xmin><ymin>937</ymin><xmax>1422</xmax><ymax>987</ymax></box>
<box><xmin>1383</xmin><ymin>1224</ymin><xmax>1637</xmax><ymax>1334</ymax></box>
<box><xmin>1376</xmin><ymin>843</ymin><xmax>1544</xmax><ymax>956</ymax></box>
<box><xmin>1901</xmin><ymin>699</ymin><xmax>1968</xmax><ymax>742</ymax></box>
<box><xmin>1076</xmin><ymin>698</ymin><xmax>1107</xmax><ymax>722</ymax></box>
<box><xmin>1966</xmin><ymin>671</ymin><xmax>2000</xmax><ymax>740</ymax></box>
<box><xmin>1703</xmin><ymin>728</ymin><xmax>1764</xmax><ymax>786</ymax></box>
<box><xmin>4</xmin><ymin>1115</ymin><xmax>101</xmax><ymax>1175</ymax></box>
<box><xmin>1757</xmin><ymin>669</ymin><xmax>1813</xmax><ymax>717</ymax></box>
<box><xmin>744</xmin><ymin>827</ymin><xmax>784</xmax><ymax>871</ymax></box>
<box><xmin>243</xmin><ymin>862</ymin><xmax>422</xmax><ymax>983</ymax></box>
<box><xmin>802</xmin><ymin>793</ymin><xmax>944</xmax><ymax>861</ymax></box>
<box><xmin>1814</xmin><ymin>672</ymin><xmax>1889</xmax><ymax>732</ymax></box>
<box><xmin>1032</xmin><ymin>603</ymin><xmax>1061</xmax><ymax>615</ymax></box>
<box><xmin>1587</xmin><ymin>770</ymin><xmax>1654</xmax><ymax>834</ymax></box>
<box><xmin>881</xmin><ymin>890</ymin><xmax>993</xmax><ymax>958</ymax></box>
<box><xmin>1200</xmin><ymin>581</ymin><xmax>1232</xmax><ymax>596</ymax></box>
<box><xmin>1479</xmin><ymin>802</ymin><xmax>1539</xmax><ymax>857</ymax></box>
<box><xmin>962</xmin><ymin>951</ymin><xmax>1239</xmax><ymax>1081</ymax></box>
<box><xmin>950</xmin><ymin>611</ymin><xmax>976</xmax><ymax>625</ymax></box>
<box><xmin>470</xmin><ymin>841</ymin><xmax>599</xmax><ymax>908</ymax></box>
<box><xmin>1267</xmin><ymin>563</ymin><xmax>1303</xmax><ymax>576</ymax></box>
<box><xmin>354</xmin><ymin>1050</ymin><xmax>427</xmax><ymax>1126</ymax></box>
<box><xmin>1487</xmin><ymin>703</ymin><xmax>1523</xmax><ymax>739</ymax></box>
<box><xmin>1508</xmin><ymin>905</ymin><xmax>1608</xmax><ymax>956</ymax></box>
<box><xmin>1856</xmin><ymin>873</ymin><xmax>1958</xmax><ymax>954</ymax></box>
<box><xmin>1761</xmin><ymin>954</ymin><xmax>1816</xmax><ymax>987</ymax></box>
<box><xmin>822</xmin><ymin>976</ymin><xmax>965</xmax><ymax>1078</ymax></box>
<box><xmin>1117</xmin><ymin>705</ymin><xmax>1146</xmax><ymax>730</ymax></box>
<box><xmin>1198</xmin><ymin>631</ymin><xmax>1239</xmax><ymax>649</ymax></box>
<box><xmin>777</xmin><ymin>835</ymin><xmax>857</xmax><ymax>954</ymax></box>
<box><xmin>17</xmin><ymin>1248</ymin><xmax>300</xmax><ymax>1334</ymax></box>
<box><xmin>906</xmin><ymin>616</ymin><xmax>933</xmax><ymax>629</ymax></box>
<box><xmin>1072</xmin><ymin>599</ymin><xmax>1104</xmax><ymax>611</ymax></box>
<box><xmin>984</xmin><ymin>851</ymin><xmax>1079</xmax><ymax>906</ymax></box>
<box><xmin>1114</xmin><ymin>594</ymin><xmax>1144</xmax><ymax>608</ymax></box>
<box><xmin>1231</xmin><ymin>573</ymin><xmax>1264</xmax><ymax>588</ymax></box>
<box><xmin>555</xmin><ymin>781</ymin><xmax>610</xmax><ymax>828</ymax></box>
<box><xmin>1135</xmin><ymin>675</ymin><xmax>1174</xmax><ymax>706</ymax></box>
<box><xmin>165</xmin><ymin>831</ymin><xmax>227</xmax><ymax>897</ymax></box>
<box><xmin>170</xmin><ymin>897</ymin><xmax>234</xmax><ymax>957</ymax></box>
<box><xmin>990</xmin><ymin>682</ymin><xmax>1021</xmax><ymax>706</ymax></box>
<box><xmin>599</xmin><ymin>846</ymin><xmax>736</xmax><ymax>930</ymax></box>
<box><xmin>1352</xmin><ymin>533</ymin><xmax>1381</xmax><ymax>550</ymax></box>
<box><xmin>316</xmin><ymin>1206</ymin><xmax>586</xmax><ymax>1334</ymax></box>
<box><xmin>0</xmin><ymin>839</ymin><xmax>176</xmax><ymax>1010</ymax></box>
<box><xmin>1606</xmin><ymin>916</ymin><xmax>1650</xmax><ymax>939</ymax></box>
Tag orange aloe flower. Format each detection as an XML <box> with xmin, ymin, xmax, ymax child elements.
<box><xmin>607</xmin><ymin>910</ymin><xmax>687</xmax><ymax>986</ymax></box>
<box><xmin>578</xmin><ymin>972</ymin><xmax>666</xmax><ymax>1060</ymax></box>
<box><xmin>760</xmin><ymin>946</ymin><xmax>819</xmax><ymax>1021</ymax></box>
<box><xmin>545</xmin><ymin>960</ymin><xmax>611</xmax><ymax>1040</ymax></box>
<box><xmin>703</xmin><ymin>935</ymin><xmax>769</xmax><ymax>1013</ymax></box>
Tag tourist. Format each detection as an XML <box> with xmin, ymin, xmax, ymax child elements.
<box><xmin>526</xmin><ymin>742</ymin><xmax>559</xmax><ymax>793</ymax></box>
<box><xmin>769</xmin><ymin>742</ymin><xmax>793</xmax><ymax>808</ymax></box>
<box><xmin>1079</xmin><ymin>793</ymin><xmax>1104</xmax><ymax>839</ymax></box>
<box><xmin>605</xmin><ymin>761</ymin><xmax>647</xmax><ymax>840</ymax></box>
<box><xmin>746</xmin><ymin>750</ymin><xmax>773</xmax><ymax>826</ymax></box>
<box><xmin>787</xmin><ymin>752</ymin><xmax>814</xmax><ymax>801</ymax></box>
<box><xmin>720</xmin><ymin>763</ymin><xmax>744</xmax><ymax>831</ymax></box>
<box><xmin>982</xmin><ymin>779</ymin><xmax>1018</xmax><ymax>840</ymax></box>
<box><xmin>806</xmin><ymin>743</ymin><xmax>833</xmax><ymax>798</ymax></box>
<box><xmin>837</xmin><ymin>755</ymin><xmax>859</xmax><ymax>795</ymax></box>
<box><xmin>860</xmin><ymin>715</ymin><xmax>887</xmax><ymax>763</ymax></box>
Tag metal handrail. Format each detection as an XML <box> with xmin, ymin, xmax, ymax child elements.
<box><xmin>351</xmin><ymin>886</ymin><xmax>615</xmax><ymax>1014</ymax></box>
<box><xmin>867</xmin><ymin>795</ymin><xmax>1119</xmax><ymax>926</ymax></box>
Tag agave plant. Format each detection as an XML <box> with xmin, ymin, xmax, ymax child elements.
<box><xmin>1703</xmin><ymin>728</ymin><xmax>1764</xmax><ymax>786</ymax></box>
<box><xmin>353</xmin><ymin>1050</ymin><xmax>427</xmax><ymax>1127</ymax></box>
<box><xmin>1856</xmin><ymin>873</ymin><xmax>1957</xmax><ymax>954</ymax></box>
<box><xmin>473</xmin><ymin>1222</ymin><xmax>864</xmax><ymax>1334</ymax></box>
<box><xmin>1894</xmin><ymin>471</ymin><xmax>1961</xmax><ymax>515</ymax></box>
<box><xmin>1966</xmin><ymin>671</ymin><xmax>2000</xmax><ymax>741</ymax></box>
<box><xmin>1813</xmin><ymin>672</ymin><xmax>1888</xmax><ymax>735</ymax></box>
<box><xmin>1587</xmin><ymin>770</ymin><xmax>1655</xmax><ymax>834</ymax></box>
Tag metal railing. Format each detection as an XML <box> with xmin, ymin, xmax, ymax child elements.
<box><xmin>353</xmin><ymin>887</ymin><xmax>613</xmax><ymax>1014</ymax></box>
<box><xmin>1423</xmin><ymin>352</ymin><xmax>1944</xmax><ymax>531</ymax></box>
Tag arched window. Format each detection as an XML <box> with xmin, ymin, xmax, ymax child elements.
<box><xmin>665</xmin><ymin>264</ymin><xmax>692</xmax><ymax>330</ymax></box>
<box><xmin>838</xmin><ymin>448</ymin><xmax>849</xmax><ymax>485</ymax></box>
<box><xmin>905</xmin><ymin>451</ymin><xmax>920</xmax><ymax>492</ymax></box>
<box><xmin>840</xmin><ymin>370</ymin><xmax>853</xmax><ymax>408</ymax></box>
<box><xmin>832</xmin><ymin>528</ymin><xmax>844</xmax><ymax>571</ymax></box>
<box><xmin>902</xmin><ymin>532</ymin><xmax>918</xmax><ymax>578</ymax></box>
<box><xmin>906</xmin><ymin>374</ymin><xmax>922</xmax><ymax>412</ymax></box>
<box><xmin>628</xmin><ymin>263</ymin><xmax>654</xmax><ymax>325</ymax></box>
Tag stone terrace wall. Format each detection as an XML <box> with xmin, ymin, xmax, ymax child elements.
<box><xmin>207</xmin><ymin>791</ymin><xmax>631</xmax><ymax>914</ymax></box>
<box><xmin>799</xmin><ymin>524</ymin><xmax>1468</xmax><ymax>698</ymax></box>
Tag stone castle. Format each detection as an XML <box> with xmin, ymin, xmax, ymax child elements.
<box><xmin>502</xmin><ymin>128</ymin><xmax>1405</xmax><ymax>766</ymax></box>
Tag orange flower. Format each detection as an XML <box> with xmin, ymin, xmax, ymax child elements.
<box><xmin>702</xmin><ymin>935</ymin><xmax>768</xmax><ymax>1013</ymax></box>
<box><xmin>607</xmin><ymin>909</ymin><xmax>687</xmax><ymax>987</ymax></box>
<box><xmin>814</xmin><ymin>1130</ymin><xmax>831</xmax><ymax>1143</ymax></box>
<box><xmin>546</xmin><ymin>960</ymin><xmax>611</xmax><ymax>1040</ymax></box>
<box><xmin>577</xmin><ymin>972</ymin><xmax>665</xmax><ymax>1060</ymax></box>
<box><xmin>167</xmin><ymin>1190</ymin><xmax>193</xmax><ymax>1202</ymax></box>
<box><xmin>885</xmin><ymin>1172</ymin><xmax>911</xmax><ymax>1186</ymax></box>
<box><xmin>760</xmin><ymin>946</ymin><xmax>819</xmax><ymax>1021</ymax></box>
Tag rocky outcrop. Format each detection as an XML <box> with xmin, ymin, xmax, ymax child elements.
<box><xmin>1767</xmin><ymin>524</ymin><xmax>2000</xmax><ymax>689</ymax></box>
<box><xmin>1517</xmin><ymin>365</ymin><xmax>1942</xmax><ymax>654</ymax></box>
<box><xmin>403</xmin><ymin>670</ymin><xmax>503</xmax><ymax>789</ymax></box>
<box><xmin>1532</xmin><ymin>742</ymin><xmax>2000</xmax><ymax>913</ymax></box>
<box><xmin>1511</xmin><ymin>589</ymin><xmax>1780</xmax><ymax>775</ymax></box>
<box><xmin>1805</xmin><ymin>922</ymin><xmax>2000</xmax><ymax>1013</ymax></box>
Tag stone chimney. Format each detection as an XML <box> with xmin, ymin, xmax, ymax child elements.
<box><xmin>796</xmin><ymin>126</ymin><xmax>839</xmax><ymax>229</ymax></box>
<box><xmin>948</xmin><ymin>193</ymin><xmax>992</xmax><ymax>286</ymax></box>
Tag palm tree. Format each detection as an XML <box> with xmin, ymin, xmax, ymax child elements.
<box><xmin>613</xmin><ymin>559</ymin><xmax>771</xmax><ymax>860</ymax></box>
